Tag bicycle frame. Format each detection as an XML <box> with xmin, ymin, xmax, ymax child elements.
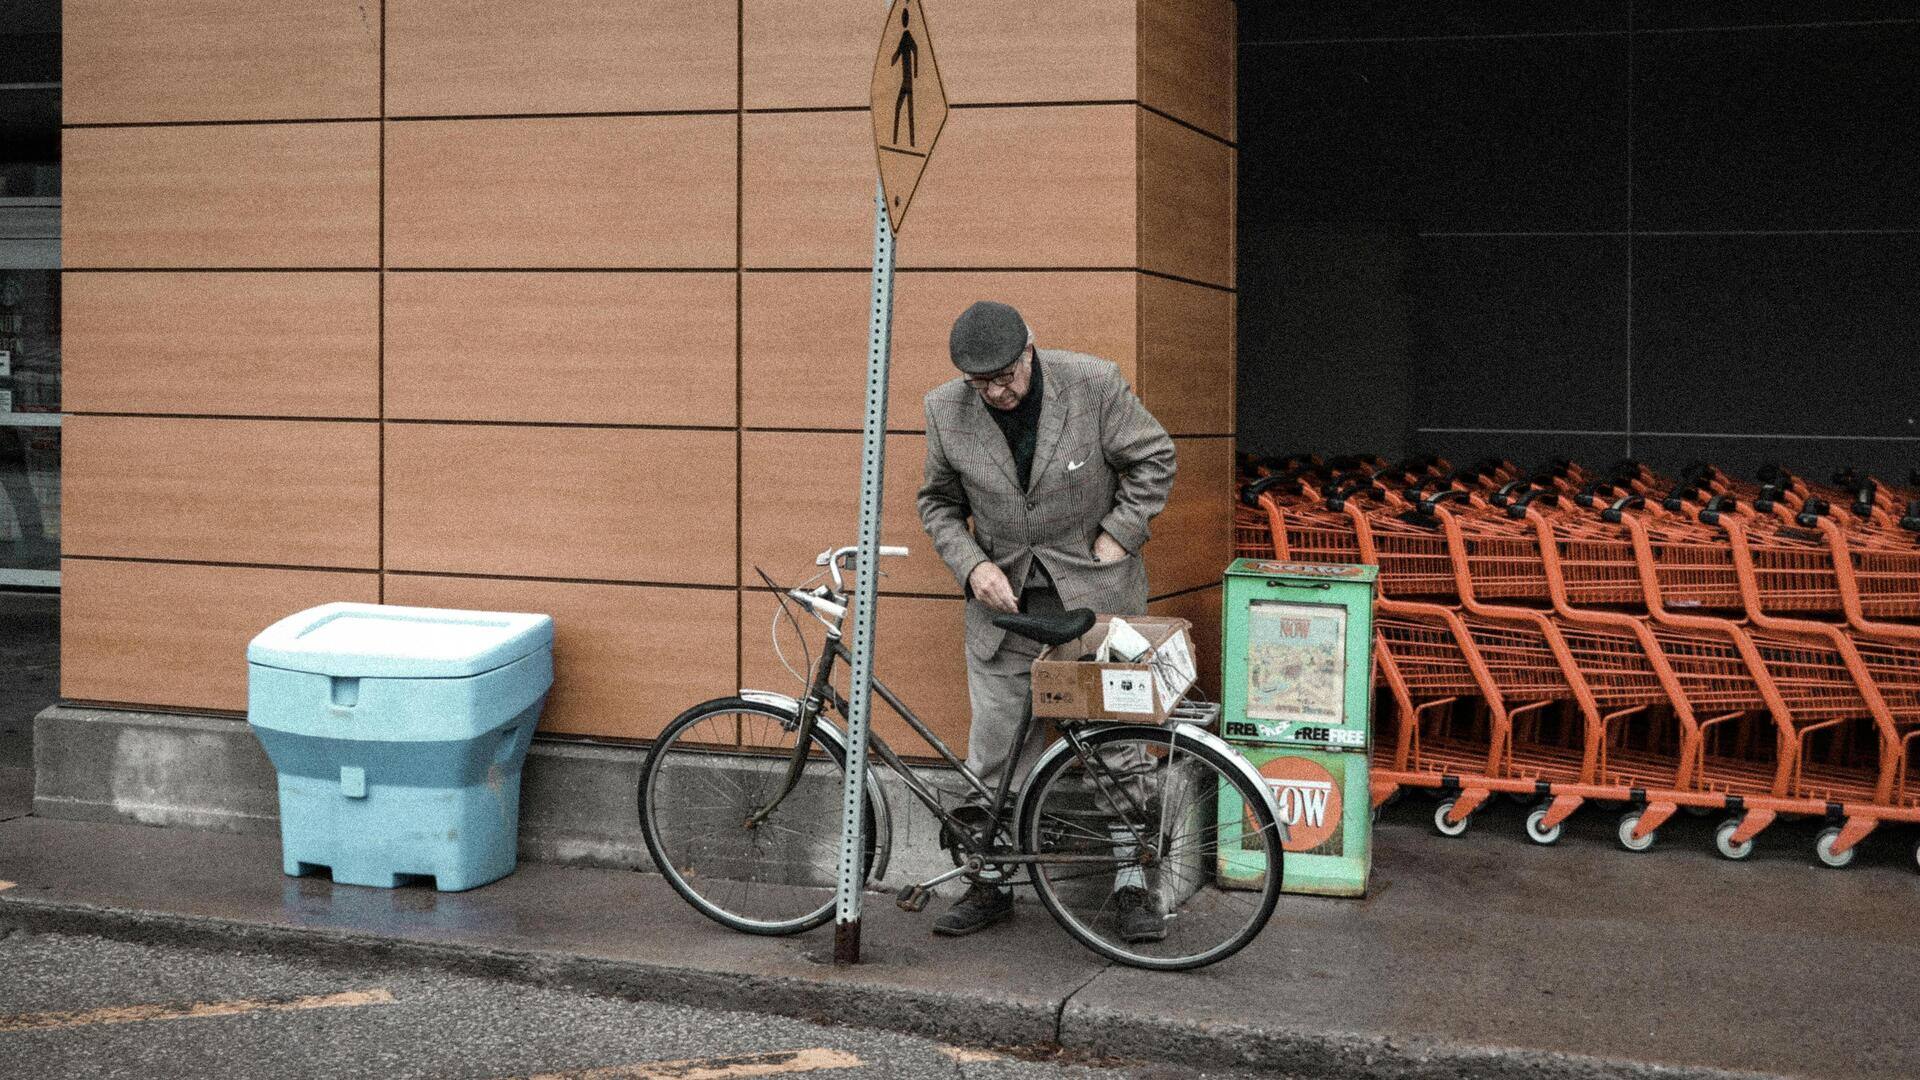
<box><xmin>753</xmin><ymin>623</ymin><xmax>1162</xmax><ymax>875</ymax></box>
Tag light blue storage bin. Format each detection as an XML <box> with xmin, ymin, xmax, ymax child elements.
<box><xmin>246</xmin><ymin>603</ymin><xmax>555</xmax><ymax>892</ymax></box>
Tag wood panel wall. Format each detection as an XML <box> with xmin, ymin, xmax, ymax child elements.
<box><xmin>59</xmin><ymin>0</ymin><xmax>1235</xmax><ymax>755</ymax></box>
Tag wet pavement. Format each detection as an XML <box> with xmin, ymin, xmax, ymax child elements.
<box><xmin>3</xmin><ymin>766</ymin><xmax>1914</xmax><ymax>1080</ymax></box>
<box><xmin>5</xmin><ymin>593</ymin><xmax>1918</xmax><ymax>1078</ymax></box>
<box><xmin>2</xmin><ymin>931</ymin><xmax>1267</xmax><ymax>1080</ymax></box>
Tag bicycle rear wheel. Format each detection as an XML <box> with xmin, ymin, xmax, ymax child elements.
<box><xmin>639</xmin><ymin>697</ymin><xmax>870</xmax><ymax>936</ymax></box>
<box><xmin>1018</xmin><ymin>725</ymin><xmax>1283</xmax><ymax>970</ymax></box>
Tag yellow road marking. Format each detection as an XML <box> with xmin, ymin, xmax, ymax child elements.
<box><xmin>0</xmin><ymin>988</ymin><xmax>396</xmax><ymax>1033</ymax></box>
<box><xmin>937</xmin><ymin>1046</ymin><xmax>1003</xmax><ymax>1064</ymax></box>
<box><xmin>518</xmin><ymin>1047</ymin><xmax>863</xmax><ymax>1080</ymax></box>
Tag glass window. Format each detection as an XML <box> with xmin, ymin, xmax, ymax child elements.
<box><xmin>0</xmin><ymin>1</ymin><xmax>60</xmax><ymax>586</ymax></box>
<box><xmin>0</xmin><ymin>268</ymin><xmax>58</xmax><ymax>579</ymax></box>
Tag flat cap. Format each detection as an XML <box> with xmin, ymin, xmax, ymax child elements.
<box><xmin>948</xmin><ymin>300</ymin><xmax>1029</xmax><ymax>375</ymax></box>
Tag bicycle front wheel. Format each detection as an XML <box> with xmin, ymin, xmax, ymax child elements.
<box><xmin>1018</xmin><ymin>725</ymin><xmax>1283</xmax><ymax>971</ymax></box>
<box><xmin>639</xmin><ymin>697</ymin><xmax>869</xmax><ymax>936</ymax></box>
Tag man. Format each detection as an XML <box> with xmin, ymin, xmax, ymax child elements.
<box><xmin>917</xmin><ymin>300</ymin><xmax>1177</xmax><ymax>939</ymax></box>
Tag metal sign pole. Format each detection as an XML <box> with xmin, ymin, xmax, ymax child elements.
<box><xmin>834</xmin><ymin>179</ymin><xmax>896</xmax><ymax>965</ymax></box>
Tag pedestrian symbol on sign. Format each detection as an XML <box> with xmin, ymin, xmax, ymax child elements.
<box><xmin>870</xmin><ymin>0</ymin><xmax>947</xmax><ymax>233</ymax></box>
<box><xmin>890</xmin><ymin>8</ymin><xmax>918</xmax><ymax>148</ymax></box>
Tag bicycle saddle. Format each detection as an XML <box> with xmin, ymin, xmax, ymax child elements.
<box><xmin>992</xmin><ymin>607</ymin><xmax>1097</xmax><ymax>647</ymax></box>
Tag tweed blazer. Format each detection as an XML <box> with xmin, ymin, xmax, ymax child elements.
<box><xmin>918</xmin><ymin>350</ymin><xmax>1177</xmax><ymax>662</ymax></box>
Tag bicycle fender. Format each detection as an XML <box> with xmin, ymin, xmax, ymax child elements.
<box><xmin>1171</xmin><ymin>723</ymin><xmax>1290</xmax><ymax>846</ymax></box>
<box><xmin>1013</xmin><ymin>723</ymin><xmax>1289</xmax><ymax>847</ymax></box>
<box><xmin>738</xmin><ymin>690</ymin><xmax>894</xmax><ymax>882</ymax></box>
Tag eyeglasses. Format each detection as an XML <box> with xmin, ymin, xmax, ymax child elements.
<box><xmin>963</xmin><ymin>348</ymin><xmax>1029</xmax><ymax>390</ymax></box>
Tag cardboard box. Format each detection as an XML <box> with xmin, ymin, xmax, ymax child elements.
<box><xmin>1030</xmin><ymin>615</ymin><xmax>1196</xmax><ymax>723</ymax></box>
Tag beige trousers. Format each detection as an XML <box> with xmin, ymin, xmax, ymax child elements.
<box><xmin>962</xmin><ymin>587</ymin><xmax>1156</xmax><ymax>815</ymax></box>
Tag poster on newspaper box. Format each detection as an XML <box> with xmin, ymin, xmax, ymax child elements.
<box><xmin>1245</xmin><ymin>600</ymin><xmax>1346</xmax><ymax>725</ymax></box>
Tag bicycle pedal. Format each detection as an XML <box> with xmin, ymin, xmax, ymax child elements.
<box><xmin>895</xmin><ymin>885</ymin><xmax>931</xmax><ymax>913</ymax></box>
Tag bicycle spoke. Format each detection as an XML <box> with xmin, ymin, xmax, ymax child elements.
<box><xmin>1021</xmin><ymin>730</ymin><xmax>1283</xmax><ymax>971</ymax></box>
<box><xmin>642</xmin><ymin>705</ymin><xmax>856</xmax><ymax>935</ymax></box>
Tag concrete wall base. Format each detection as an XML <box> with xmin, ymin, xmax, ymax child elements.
<box><xmin>32</xmin><ymin>705</ymin><xmax>964</xmax><ymax>892</ymax></box>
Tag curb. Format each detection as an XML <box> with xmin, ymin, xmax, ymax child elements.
<box><xmin>1060</xmin><ymin>1004</ymin><xmax>1776</xmax><ymax>1080</ymax></box>
<box><xmin>0</xmin><ymin>895</ymin><xmax>1777</xmax><ymax>1080</ymax></box>
<box><xmin>0</xmin><ymin>895</ymin><xmax>1057</xmax><ymax>1050</ymax></box>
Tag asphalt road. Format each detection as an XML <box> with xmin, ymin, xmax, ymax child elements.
<box><xmin>0</xmin><ymin>930</ymin><xmax>1278</xmax><ymax>1080</ymax></box>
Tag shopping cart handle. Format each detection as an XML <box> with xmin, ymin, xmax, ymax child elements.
<box><xmin>1848</xmin><ymin>481</ymin><xmax>1878</xmax><ymax>521</ymax></box>
<box><xmin>1406</xmin><ymin>489</ymin><xmax>1471</xmax><ymax>522</ymax></box>
<box><xmin>1385</xmin><ymin>455</ymin><xmax>1438</xmax><ymax>483</ymax></box>
<box><xmin>1691</xmin><ymin>494</ymin><xmax>1739</xmax><ymax>525</ymax></box>
<box><xmin>1401</xmin><ymin>474</ymin><xmax>1444</xmax><ymax>499</ymax></box>
<box><xmin>1327</xmin><ymin>480</ymin><xmax>1385</xmax><ymax>511</ymax></box>
<box><xmin>1573</xmin><ymin>478</ymin><xmax>1621</xmax><ymax>508</ymax></box>
<box><xmin>1506</xmin><ymin>490</ymin><xmax>1558</xmax><ymax>518</ymax></box>
<box><xmin>1900</xmin><ymin>500</ymin><xmax>1920</xmax><ymax>533</ymax></box>
<box><xmin>1794</xmin><ymin>499</ymin><xmax>1830</xmax><ymax>528</ymax></box>
<box><xmin>1660</xmin><ymin>477</ymin><xmax>1709</xmax><ymax>512</ymax></box>
<box><xmin>1240</xmin><ymin>472</ymin><xmax>1303</xmax><ymax>506</ymax></box>
<box><xmin>1490</xmin><ymin>479</ymin><xmax>1534</xmax><ymax>508</ymax></box>
<box><xmin>1600</xmin><ymin>494</ymin><xmax>1646</xmax><ymax>524</ymax></box>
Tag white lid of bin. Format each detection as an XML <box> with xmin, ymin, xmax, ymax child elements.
<box><xmin>247</xmin><ymin>602</ymin><xmax>554</xmax><ymax>679</ymax></box>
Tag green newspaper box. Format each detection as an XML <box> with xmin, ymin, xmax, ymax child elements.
<box><xmin>1216</xmin><ymin>558</ymin><xmax>1377</xmax><ymax>897</ymax></box>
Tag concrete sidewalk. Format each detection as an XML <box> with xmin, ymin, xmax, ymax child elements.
<box><xmin>1</xmin><ymin>775</ymin><xmax>1913</xmax><ymax>1080</ymax></box>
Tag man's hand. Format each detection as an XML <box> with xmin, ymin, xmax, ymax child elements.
<box><xmin>1092</xmin><ymin>531</ymin><xmax>1128</xmax><ymax>564</ymax></box>
<box><xmin>968</xmin><ymin>561</ymin><xmax>1020</xmax><ymax>614</ymax></box>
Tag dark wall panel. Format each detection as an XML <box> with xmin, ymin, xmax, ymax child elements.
<box><xmin>1635</xmin><ymin>24</ymin><xmax>1920</xmax><ymax>231</ymax></box>
<box><xmin>1633</xmin><ymin>234</ymin><xmax>1920</xmax><ymax>438</ymax></box>
<box><xmin>1242</xmin><ymin>35</ymin><xmax>1628</xmax><ymax>231</ymax></box>
<box><xmin>1633</xmin><ymin>1</ymin><xmax>1920</xmax><ymax>29</ymax></box>
<box><xmin>1404</xmin><ymin>430</ymin><xmax>1631</xmax><ymax>475</ymax></box>
<box><xmin>1239</xmin><ymin>4</ymin><xmax>1920</xmax><ymax>480</ymax></box>
<box><xmin>1243</xmin><ymin>2</ymin><xmax>1627</xmax><ymax>42</ymax></box>
<box><xmin>1238</xmin><ymin>226</ymin><xmax>1411</xmax><ymax>458</ymax></box>
<box><xmin>1413</xmin><ymin>235</ymin><xmax>1629</xmax><ymax>433</ymax></box>
<box><xmin>1632</xmin><ymin>435</ymin><xmax>1918</xmax><ymax>484</ymax></box>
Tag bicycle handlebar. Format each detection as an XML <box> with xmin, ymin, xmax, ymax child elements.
<box><xmin>789</xmin><ymin>587</ymin><xmax>848</xmax><ymax>621</ymax></box>
<box><xmin>815</xmin><ymin>544</ymin><xmax>911</xmax><ymax>592</ymax></box>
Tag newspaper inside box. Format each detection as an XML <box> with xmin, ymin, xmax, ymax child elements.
<box><xmin>1030</xmin><ymin>615</ymin><xmax>1197</xmax><ymax>722</ymax></box>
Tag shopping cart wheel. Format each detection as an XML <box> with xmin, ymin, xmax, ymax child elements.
<box><xmin>1523</xmin><ymin>805</ymin><xmax>1562</xmax><ymax>846</ymax></box>
<box><xmin>1616</xmin><ymin>811</ymin><xmax>1656</xmax><ymax>853</ymax></box>
<box><xmin>1814</xmin><ymin>827</ymin><xmax>1856</xmax><ymax>869</ymax></box>
<box><xmin>1432</xmin><ymin>799</ymin><xmax>1471</xmax><ymax>837</ymax></box>
<box><xmin>1713</xmin><ymin>818</ymin><xmax>1754</xmax><ymax>861</ymax></box>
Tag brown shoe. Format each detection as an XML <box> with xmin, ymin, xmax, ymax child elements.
<box><xmin>931</xmin><ymin>883</ymin><xmax>1014</xmax><ymax>936</ymax></box>
<box><xmin>1113</xmin><ymin>885</ymin><xmax>1167</xmax><ymax>944</ymax></box>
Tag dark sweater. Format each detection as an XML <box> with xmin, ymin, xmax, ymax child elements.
<box><xmin>986</xmin><ymin>353</ymin><xmax>1045</xmax><ymax>492</ymax></box>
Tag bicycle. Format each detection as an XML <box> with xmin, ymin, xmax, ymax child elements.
<box><xmin>639</xmin><ymin>544</ymin><xmax>1287</xmax><ymax>971</ymax></box>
